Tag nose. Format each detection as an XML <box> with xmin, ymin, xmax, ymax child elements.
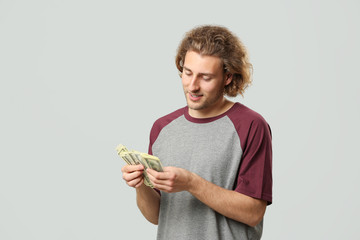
<box><xmin>188</xmin><ymin>76</ymin><xmax>200</xmax><ymax>92</ymax></box>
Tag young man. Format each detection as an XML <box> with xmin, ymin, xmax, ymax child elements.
<box><xmin>121</xmin><ymin>25</ymin><xmax>273</xmax><ymax>240</ymax></box>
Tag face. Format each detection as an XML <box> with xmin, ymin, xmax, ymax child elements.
<box><xmin>182</xmin><ymin>51</ymin><xmax>232</xmax><ymax>117</ymax></box>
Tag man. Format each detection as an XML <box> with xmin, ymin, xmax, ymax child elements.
<box><xmin>121</xmin><ymin>25</ymin><xmax>272</xmax><ymax>240</ymax></box>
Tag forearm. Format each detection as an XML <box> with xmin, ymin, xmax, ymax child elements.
<box><xmin>146</xmin><ymin>166</ymin><xmax>266</xmax><ymax>226</ymax></box>
<box><xmin>136</xmin><ymin>185</ymin><xmax>161</xmax><ymax>225</ymax></box>
<box><xmin>188</xmin><ymin>173</ymin><xmax>266</xmax><ymax>227</ymax></box>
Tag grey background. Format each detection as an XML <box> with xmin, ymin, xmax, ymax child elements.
<box><xmin>1</xmin><ymin>0</ymin><xmax>359</xmax><ymax>239</ymax></box>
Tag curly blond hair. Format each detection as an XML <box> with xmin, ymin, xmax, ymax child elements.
<box><xmin>175</xmin><ymin>25</ymin><xmax>253</xmax><ymax>96</ymax></box>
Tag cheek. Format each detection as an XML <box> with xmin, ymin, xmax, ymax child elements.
<box><xmin>181</xmin><ymin>78</ymin><xmax>186</xmax><ymax>87</ymax></box>
<box><xmin>181</xmin><ymin>78</ymin><xmax>188</xmax><ymax>91</ymax></box>
<box><xmin>181</xmin><ymin>76</ymin><xmax>185</xmax><ymax>83</ymax></box>
<box><xmin>203</xmin><ymin>82</ymin><xmax>220</xmax><ymax>93</ymax></box>
<box><xmin>181</xmin><ymin>75</ymin><xmax>191</xmax><ymax>87</ymax></box>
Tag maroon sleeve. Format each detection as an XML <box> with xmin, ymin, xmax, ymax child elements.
<box><xmin>233</xmin><ymin>114</ymin><xmax>273</xmax><ymax>205</ymax></box>
<box><xmin>148</xmin><ymin>107</ymin><xmax>186</xmax><ymax>155</ymax></box>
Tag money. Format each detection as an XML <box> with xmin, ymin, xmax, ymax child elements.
<box><xmin>120</xmin><ymin>152</ymin><xmax>134</xmax><ymax>165</ymax></box>
<box><xmin>116</xmin><ymin>144</ymin><xmax>163</xmax><ymax>188</ymax></box>
<box><xmin>141</xmin><ymin>153</ymin><xmax>164</xmax><ymax>172</ymax></box>
<box><xmin>129</xmin><ymin>152</ymin><xmax>153</xmax><ymax>187</ymax></box>
<box><xmin>116</xmin><ymin>144</ymin><xmax>129</xmax><ymax>155</ymax></box>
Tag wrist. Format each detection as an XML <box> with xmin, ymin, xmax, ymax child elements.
<box><xmin>187</xmin><ymin>172</ymin><xmax>199</xmax><ymax>193</ymax></box>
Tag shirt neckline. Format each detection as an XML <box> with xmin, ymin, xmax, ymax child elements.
<box><xmin>183</xmin><ymin>102</ymin><xmax>240</xmax><ymax>123</ymax></box>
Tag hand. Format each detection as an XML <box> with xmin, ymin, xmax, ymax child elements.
<box><xmin>121</xmin><ymin>164</ymin><xmax>144</xmax><ymax>188</ymax></box>
<box><xmin>146</xmin><ymin>166</ymin><xmax>193</xmax><ymax>193</ymax></box>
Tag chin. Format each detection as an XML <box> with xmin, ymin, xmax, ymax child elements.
<box><xmin>185</xmin><ymin>94</ymin><xmax>211</xmax><ymax>111</ymax></box>
<box><xmin>187</xmin><ymin>101</ymin><xmax>207</xmax><ymax>111</ymax></box>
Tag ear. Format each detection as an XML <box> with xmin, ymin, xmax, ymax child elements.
<box><xmin>225</xmin><ymin>73</ymin><xmax>233</xmax><ymax>86</ymax></box>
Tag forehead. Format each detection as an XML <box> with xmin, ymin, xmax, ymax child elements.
<box><xmin>183</xmin><ymin>51</ymin><xmax>223</xmax><ymax>74</ymax></box>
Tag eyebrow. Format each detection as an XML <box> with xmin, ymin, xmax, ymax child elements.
<box><xmin>183</xmin><ymin>66</ymin><xmax>214</xmax><ymax>76</ymax></box>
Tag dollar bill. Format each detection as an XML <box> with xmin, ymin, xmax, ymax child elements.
<box><xmin>128</xmin><ymin>152</ymin><xmax>140</xmax><ymax>165</ymax></box>
<box><xmin>141</xmin><ymin>153</ymin><xmax>164</xmax><ymax>172</ymax></box>
<box><xmin>116</xmin><ymin>144</ymin><xmax>163</xmax><ymax>188</ymax></box>
<box><xmin>116</xmin><ymin>144</ymin><xmax>132</xmax><ymax>164</ymax></box>
<box><xmin>120</xmin><ymin>152</ymin><xmax>134</xmax><ymax>165</ymax></box>
<box><xmin>132</xmin><ymin>152</ymin><xmax>148</xmax><ymax>167</ymax></box>
<box><xmin>128</xmin><ymin>152</ymin><xmax>154</xmax><ymax>187</ymax></box>
<box><xmin>116</xmin><ymin>144</ymin><xmax>129</xmax><ymax>155</ymax></box>
<box><xmin>142</xmin><ymin>171</ymin><xmax>154</xmax><ymax>188</ymax></box>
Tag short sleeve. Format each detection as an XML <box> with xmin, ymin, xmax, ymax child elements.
<box><xmin>234</xmin><ymin>118</ymin><xmax>273</xmax><ymax>205</ymax></box>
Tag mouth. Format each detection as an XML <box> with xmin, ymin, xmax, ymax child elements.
<box><xmin>188</xmin><ymin>92</ymin><xmax>203</xmax><ymax>101</ymax></box>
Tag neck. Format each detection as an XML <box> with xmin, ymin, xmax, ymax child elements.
<box><xmin>188</xmin><ymin>98</ymin><xmax>234</xmax><ymax>119</ymax></box>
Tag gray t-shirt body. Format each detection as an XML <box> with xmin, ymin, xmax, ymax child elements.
<box><xmin>148</xmin><ymin>103</ymin><xmax>272</xmax><ymax>240</ymax></box>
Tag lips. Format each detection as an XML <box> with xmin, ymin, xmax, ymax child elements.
<box><xmin>188</xmin><ymin>92</ymin><xmax>203</xmax><ymax>101</ymax></box>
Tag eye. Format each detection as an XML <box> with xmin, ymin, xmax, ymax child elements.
<box><xmin>202</xmin><ymin>76</ymin><xmax>211</xmax><ymax>81</ymax></box>
<box><xmin>184</xmin><ymin>71</ymin><xmax>192</xmax><ymax>76</ymax></box>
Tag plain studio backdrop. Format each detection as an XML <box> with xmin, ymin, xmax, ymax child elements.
<box><xmin>1</xmin><ymin>0</ymin><xmax>359</xmax><ymax>239</ymax></box>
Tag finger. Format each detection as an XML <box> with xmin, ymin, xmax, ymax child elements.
<box><xmin>127</xmin><ymin>177</ymin><xmax>143</xmax><ymax>188</ymax></box>
<box><xmin>162</xmin><ymin>166</ymin><xmax>174</xmax><ymax>172</ymax></box>
<box><xmin>123</xmin><ymin>170</ymin><xmax>144</xmax><ymax>182</ymax></box>
<box><xmin>147</xmin><ymin>173</ymin><xmax>174</xmax><ymax>190</ymax></box>
<box><xmin>147</xmin><ymin>172</ymin><xmax>171</xmax><ymax>186</ymax></box>
<box><xmin>151</xmin><ymin>182</ymin><xmax>174</xmax><ymax>193</ymax></box>
<box><xmin>122</xmin><ymin>164</ymin><xmax>144</xmax><ymax>173</ymax></box>
<box><xmin>147</xmin><ymin>168</ymin><xmax>174</xmax><ymax>180</ymax></box>
<box><xmin>134</xmin><ymin>179</ymin><xmax>144</xmax><ymax>188</ymax></box>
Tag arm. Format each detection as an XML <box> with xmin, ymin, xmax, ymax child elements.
<box><xmin>147</xmin><ymin>167</ymin><xmax>266</xmax><ymax>227</ymax></box>
<box><xmin>188</xmin><ymin>171</ymin><xmax>266</xmax><ymax>227</ymax></box>
<box><xmin>121</xmin><ymin>164</ymin><xmax>160</xmax><ymax>225</ymax></box>
<box><xmin>136</xmin><ymin>184</ymin><xmax>160</xmax><ymax>225</ymax></box>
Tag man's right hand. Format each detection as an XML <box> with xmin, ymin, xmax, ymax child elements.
<box><xmin>121</xmin><ymin>164</ymin><xmax>145</xmax><ymax>188</ymax></box>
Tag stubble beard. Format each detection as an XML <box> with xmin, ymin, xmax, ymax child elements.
<box><xmin>185</xmin><ymin>87</ymin><xmax>225</xmax><ymax>111</ymax></box>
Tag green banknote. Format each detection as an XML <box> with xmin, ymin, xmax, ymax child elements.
<box><xmin>116</xmin><ymin>144</ymin><xmax>163</xmax><ymax>188</ymax></box>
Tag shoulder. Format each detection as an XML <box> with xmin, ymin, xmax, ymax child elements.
<box><xmin>152</xmin><ymin>107</ymin><xmax>186</xmax><ymax>131</ymax></box>
<box><xmin>149</xmin><ymin>106</ymin><xmax>186</xmax><ymax>146</ymax></box>
<box><xmin>227</xmin><ymin>102</ymin><xmax>270</xmax><ymax>129</ymax></box>
<box><xmin>227</xmin><ymin>103</ymin><xmax>272</xmax><ymax>150</ymax></box>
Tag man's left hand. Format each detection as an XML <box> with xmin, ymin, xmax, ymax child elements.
<box><xmin>146</xmin><ymin>167</ymin><xmax>193</xmax><ymax>193</ymax></box>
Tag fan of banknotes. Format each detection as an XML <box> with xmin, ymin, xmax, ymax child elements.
<box><xmin>116</xmin><ymin>144</ymin><xmax>164</xmax><ymax>188</ymax></box>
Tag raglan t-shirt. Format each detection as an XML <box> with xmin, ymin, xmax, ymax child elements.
<box><xmin>148</xmin><ymin>102</ymin><xmax>272</xmax><ymax>240</ymax></box>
